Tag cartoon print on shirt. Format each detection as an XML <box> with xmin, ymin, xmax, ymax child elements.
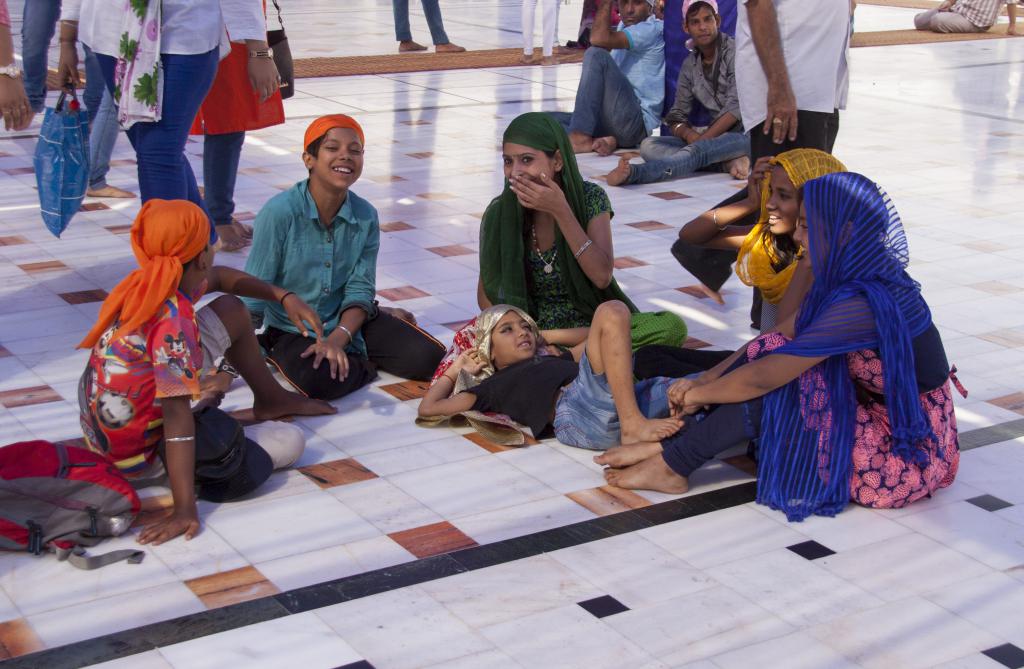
<box><xmin>156</xmin><ymin>332</ymin><xmax>196</xmax><ymax>382</ymax></box>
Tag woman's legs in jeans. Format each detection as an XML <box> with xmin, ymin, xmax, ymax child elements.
<box><xmin>83</xmin><ymin>47</ymin><xmax>130</xmax><ymax>194</ymax></box>
<box><xmin>95</xmin><ymin>49</ymin><xmax>219</xmax><ymax>225</ymax></box>
<box><xmin>203</xmin><ymin>131</ymin><xmax>246</xmax><ymax>227</ymax></box>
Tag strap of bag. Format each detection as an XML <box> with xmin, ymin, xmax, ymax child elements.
<box><xmin>271</xmin><ymin>0</ymin><xmax>285</xmax><ymax>29</ymax></box>
<box><xmin>56</xmin><ymin>545</ymin><xmax>145</xmax><ymax>570</ymax></box>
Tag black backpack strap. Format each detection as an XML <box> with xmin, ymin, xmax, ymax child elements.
<box><xmin>271</xmin><ymin>0</ymin><xmax>284</xmax><ymax>29</ymax></box>
<box><xmin>56</xmin><ymin>545</ymin><xmax>145</xmax><ymax>570</ymax></box>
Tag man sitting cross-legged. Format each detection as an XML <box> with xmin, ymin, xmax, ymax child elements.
<box><xmin>914</xmin><ymin>0</ymin><xmax>1017</xmax><ymax>34</ymax></box>
<box><xmin>550</xmin><ymin>0</ymin><xmax>665</xmax><ymax>156</ymax></box>
<box><xmin>607</xmin><ymin>0</ymin><xmax>750</xmax><ymax>186</ymax></box>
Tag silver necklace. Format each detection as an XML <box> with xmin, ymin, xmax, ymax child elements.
<box><xmin>531</xmin><ymin>224</ymin><xmax>557</xmax><ymax>274</ymax></box>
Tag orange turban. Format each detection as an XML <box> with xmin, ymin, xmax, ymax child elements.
<box><xmin>303</xmin><ymin>114</ymin><xmax>365</xmax><ymax>152</ymax></box>
<box><xmin>79</xmin><ymin>200</ymin><xmax>210</xmax><ymax>349</ymax></box>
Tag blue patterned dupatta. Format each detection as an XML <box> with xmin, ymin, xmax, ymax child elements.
<box><xmin>756</xmin><ymin>173</ymin><xmax>938</xmax><ymax>521</ymax></box>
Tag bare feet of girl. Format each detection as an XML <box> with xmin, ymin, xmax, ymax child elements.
<box><xmin>592</xmin><ymin>136</ymin><xmax>618</xmax><ymax>156</ymax></box>
<box><xmin>725</xmin><ymin>155</ymin><xmax>750</xmax><ymax>180</ymax></box>
<box><xmin>253</xmin><ymin>390</ymin><xmax>336</xmax><ymax>421</ymax></box>
<box><xmin>399</xmin><ymin>40</ymin><xmax>427</xmax><ymax>52</ymax></box>
<box><xmin>541</xmin><ymin>55</ymin><xmax>559</xmax><ymax>66</ymax></box>
<box><xmin>594</xmin><ymin>441</ymin><xmax>663</xmax><ymax>467</ymax></box>
<box><xmin>621</xmin><ymin>416</ymin><xmax>682</xmax><ymax>444</ymax></box>
<box><xmin>520</xmin><ymin>54</ymin><xmax>536</xmax><ymax>64</ymax></box>
<box><xmin>605</xmin><ymin>157</ymin><xmax>633</xmax><ymax>187</ymax></box>
<box><xmin>604</xmin><ymin>455</ymin><xmax>689</xmax><ymax>493</ymax></box>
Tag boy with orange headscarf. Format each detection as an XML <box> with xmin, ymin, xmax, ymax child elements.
<box><xmin>243</xmin><ymin>115</ymin><xmax>445</xmax><ymax>401</ymax></box>
<box><xmin>78</xmin><ymin>199</ymin><xmax>333</xmax><ymax>546</ymax></box>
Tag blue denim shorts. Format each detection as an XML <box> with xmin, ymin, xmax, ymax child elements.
<box><xmin>553</xmin><ymin>351</ymin><xmax>672</xmax><ymax>451</ymax></box>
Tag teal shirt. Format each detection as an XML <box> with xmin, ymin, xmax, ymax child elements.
<box><xmin>612</xmin><ymin>15</ymin><xmax>666</xmax><ymax>132</ymax></box>
<box><xmin>243</xmin><ymin>180</ymin><xmax>380</xmax><ymax>358</ymax></box>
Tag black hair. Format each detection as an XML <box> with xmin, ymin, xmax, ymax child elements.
<box><xmin>305</xmin><ymin>135</ymin><xmax>325</xmax><ymax>158</ymax></box>
<box><xmin>182</xmin><ymin>244</ymin><xmax>209</xmax><ymax>271</ymax></box>
<box><xmin>685</xmin><ymin>1</ymin><xmax>716</xmax><ymax>21</ymax></box>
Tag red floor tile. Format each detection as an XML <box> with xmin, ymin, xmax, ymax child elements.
<box><xmin>567</xmin><ymin>486</ymin><xmax>652</xmax><ymax>516</ymax></box>
<box><xmin>989</xmin><ymin>392</ymin><xmax>1024</xmax><ymax>415</ymax></box>
<box><xmin>0</xmin><ymin>235</ymin><xmax>29</xmax><ymax>246</ymax></box>
<box><xmin>380</xmin><ymin>380</ymin><xmax>431</xmax><ymax>401</ymax></box>
<box><xmin>613</xmin><ymin>256</ymin><xmax>648</xmax><ymax>269</ymax></box>
<box><xmin>59</xmin><ymin>289</ymin><xmax>109</xmax><ymax>305</ymax></box>
<box><xmin>380</xmin><ymin>221</ymin><xmax>415</xmax><ymax>232</ymax></box>
<box><xmin>388</xmin><ymin>521</ymin><xmax>478</xmax><ymax>558</ymax></box>
<box><xmin>185</xmin><ymin>566</ymin><xmax>280</xmax><ymax>610</ymax></box>
<box><xmin>0</xmin><ymin>618</ymin><xmax>45</xmax><ymax>658</ymax></box>
<box><xmin>298</xmin><ymin>457</ymin><xmax>378</xmax><ymax>489</ymax></box>
<box><xmin>626</xmin><ymin>220</ymin><xmax>672</xmax><ymax>231</ymax></box>
<box><xmin>426</xmin><ymin>244</ymin><xmax>474</xmax><ymax>257</ymax></box>
<box><xmin>649</xmin><ymin>191</ymin><xmax>691</xmax><ymax>200</ymax></box>
<box><xmin>378</xmin><ymin>286</ymin><xmax>430</xmax><ymax>301</ymax></box>
<box><xmin>676</xmin><ymin>285</ymin><xmax>711</xmax><ymax>299</ymax></box>
<box><xmin>18</xmin><ymin>260</ymin><xmax>68</xmax><ymax>273</ymax></box>
<box><xmin>0</xmin><ymin>385</ymin><xmax>63</xmax><ymax>409</ymax></box>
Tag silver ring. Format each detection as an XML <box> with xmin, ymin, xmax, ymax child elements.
<box><xmin>771</xmin><ymin>118</ymin><xmax>783</xmax><ymax>125</ymax></box>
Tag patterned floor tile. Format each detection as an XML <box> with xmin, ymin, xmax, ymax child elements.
<box><xmin>185</xmin><ymin>566</ymin><xmax>280</xmax><ymax>610</ymax></box>
<box><xmin>388</xmin><ymin>521</ymin><xmax>478</xmax><ymax>558</ymax></box>
<box><xmin>567</xmin><ymin>486</ymin><xmax>652</xmax><ymax>516</ymax></box>
<box><xmin>299</xmin><ymin>458</ymin><xmax>378</xmax><ymax>488</ymax></box>
<box><xmin>380</xmin><ymin>380</ymin><xmax>430</xmax><ymax>401</ymax></box>
<box><xmin>0</xmin><ymin>385</ymin><xmax>63</xmax><ymax>409</ymax></box>
<box><xmin>378</xmin><ymin>286</ymin><xmax>430</xmax><ymax>301</ymax></box>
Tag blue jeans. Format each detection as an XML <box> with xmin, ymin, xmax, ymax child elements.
<box><xmin>393</xmin><ymin>0</ymin><xmax>450</xmax><ymax>44</ymax></box>
<box><xmin>83</xmin><ymin>47</ymin><xmax>119</xmax><ymax>190</ymax></box>
<box><xmin>21</xmin><ymin>0</ymin><xmax>61</xmax><ymax>112</ymax></box>
<box><xmin>203</xmin><ymin>131</ymin><xmax>245</xmax><ymax>226</ymax></box>
<box><xmin>550</xmin><ymin>47</ymin><xmax>649</xmax><ymax>149</ymax></box>
<box><xmin>628</xmin><ymin>131</ymin><xmax>750</xmax><ymax>185</ymax></box>
<box><xmin>96</xmin><ymin>49</ymin><xmax>219</xmax><ymax>240</ymax></box>
<box><xmin>553</xmin><ymin>351</ymin><xmax>673</xmax><ymax>451</ymax></box>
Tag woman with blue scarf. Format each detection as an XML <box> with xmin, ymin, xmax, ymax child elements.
<box><xmin>597</xmin><ymin>172</ymin><xmax>964</xmax><ymax>521</ymax></box>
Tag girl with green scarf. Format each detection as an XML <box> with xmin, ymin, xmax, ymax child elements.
<box><xmin>477</xmin><ymin>112</ymin><xmax>686</xmax><ymax>348</ymax></box>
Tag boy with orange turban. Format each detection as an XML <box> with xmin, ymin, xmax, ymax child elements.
<box><xmin>243</xmin><ymin>115</ymin><xmax>445</xmax><ymax>400</ymax></box>
<box><xmin>78</xmin><ymin>199</ymin><xmax>333</xmax><ymax>546</ymax></box>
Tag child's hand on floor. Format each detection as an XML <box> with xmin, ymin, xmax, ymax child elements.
<box><xmin>137</xmin><ymin>507</ymin><xmax>200</xmax><ymax>546</ymax></box>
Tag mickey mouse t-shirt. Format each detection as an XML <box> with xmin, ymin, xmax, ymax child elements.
<box><xmin>78</xmin><ymin>291</ymin><xmax>203</xmax><ymax>475</ymax></box>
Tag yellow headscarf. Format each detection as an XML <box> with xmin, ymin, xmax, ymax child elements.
<box><xmin>734</xmin><ymin>149</ymin><xmax>847</xmax><ymax>304</ymax></box>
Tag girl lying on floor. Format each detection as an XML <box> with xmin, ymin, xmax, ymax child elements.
<box><xmin>417</xmin><ymin>302</ymin><xmax>682</xmax><ymax>450</ymax></box>
<box><xmin>597</xmin><ymin>172</ymin><xmax>965</xmax><ymax>521</ymax></box>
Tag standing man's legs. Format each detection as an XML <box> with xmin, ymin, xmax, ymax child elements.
<box><xmin>748</xmin><ymin>109</ymin><xmax>838</xmax><ymax>163</ymax></box>
<box><xmin>20</xmin><ymin>0</ymin><xmax>61</xmax><ymax>113</ymax></box>
<box><xmin>522</xmin><ymin>0</ymin><xmax>538</xmax><ymax>60</ymax></box>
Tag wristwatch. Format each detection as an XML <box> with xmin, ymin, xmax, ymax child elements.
<box><xmin>0</xmin><ymin>64</ymin><xmax>23</xmax><ymax>79</ymax></box>
<box><xmin>248</xmin><ymin>48</ymin><xmax>274</xmax><ymax>59</ymax></box>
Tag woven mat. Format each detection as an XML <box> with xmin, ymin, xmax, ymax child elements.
<box><xmin>46</xmin><ymin>24</ymin><xmax>1017</xmax><ymax>88</ymax></box>
<box><xmin>858</xmin><ymin>0</ymin><xmax>940</xmax><ymax>9</ymax></box>
<box><xmin>850</xmin><ymin>23</ymin><xmax>1017</xmax><ymax>47</ymax></box>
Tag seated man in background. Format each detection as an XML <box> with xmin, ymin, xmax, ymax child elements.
<box><xmin>914</xmin><ymin>0</ymin><xmax>1017</xmax><ymax>34</ymax></box>
<box><xmin>607</xmin><ymin>0</ymin><xmax>749</xmax><ymax>186</ymax></box>
<box><xmin>551</xmin><ymin>0</ymin><xmax>665</xmax><ymax>155</ymax></box>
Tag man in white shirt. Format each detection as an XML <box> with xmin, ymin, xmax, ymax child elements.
<box><xmin>914</xmin><ymin>0</ymin><xmax>1017</xmax><ymax>34</ymax></box>
<box><xmin>736</xmin><ymin>0</ymin><xmax>850</xmax><ymax>162</ymax></box>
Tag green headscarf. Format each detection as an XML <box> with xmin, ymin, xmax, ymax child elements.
<box><xmin>479</xmin><ymin>112</ymin><xmax>637</xmax><ymax>319</ymax></box>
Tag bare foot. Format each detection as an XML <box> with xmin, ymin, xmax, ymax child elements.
<box><xmin>87</xmin><ymin>184</ymin><xmax>136</xmax><ymax>198</ymax></box>
<box><xmin>621</xmin><ymin>416</ymin><xmax>682</xmax><ymax>444</ymax></box>
<box><xmin>569</xmin><ymin>131</ymin><xmax>595</xmax><ymax>154</ymax></box>
<box><xmin>617</xmin><ymin>150</ymin><xmax>641</xmax><ymax>160</ymax></box>
<box><xmin>215</xmin><ymin>224</ymin><xmax>251</xmax><ymax>252</ymax></box>
<box><xmin>605</xmin><ymin>156</ymin><xmax>633</xmax><ymax>187</ymax></box>
<box><xmin>698</xmin><ymin>283</ymin><xmax>725</xmax><ymax>305</ymax></box>
<box><xmin>594</xmin><ymin>441</ymin><xmax>663</xmax><ymax>468</ymax></box>
<box><xmin>194</xmin><ymin>372</ymin><xmax>232</xmax><ymax>412</ymax></box>
<box><xmin>231</xmin><ymin>219</ymin><xmax>253</xmax><ymax>239</ymax></box>
<box><xmin>399</xmin><ymin>40</ymin><xmax>427</xmax><ymax>52</ymax></box>
<box><xmin>520</xmin><ymin>53</ymin><xmax>536</xmax><ymax>65</ymax></box>
<box><xmin>541</xmin><ymin>55</ymin><xmax>559</xmax><ymax>66</ymax></box>
<box><xmin>435</xmin><ymin>43</ymin><xmax>466</xmax><ymax>53</ymax></box>
<box><xmin>726</xmin><ymin>155</ymin><xmax>750</xmax><ymax>181</ymax></box>
<box><xmin>604</xmin><ymin>455</ymin><xmax>689</xmax><ymax>493</ymax></box>
<box><xmin>253</xmin><ymin>390</ymin><xmax>336</xmax><ymax>421</ymax></box>
<box><xmin>592</xmin><ymin>136</ymin><xmax>618</xmax><ymax>156</ymax></box>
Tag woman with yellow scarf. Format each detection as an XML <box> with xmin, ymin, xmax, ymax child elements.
<box><xmin>634</xmin><ymin>148</ymin><xmax>846</xmax><ymax>380</ymax></box>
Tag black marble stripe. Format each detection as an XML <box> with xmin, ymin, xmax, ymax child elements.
<box><xmin>6</xmin><ymin>418</ymin><xmax>1020</xmax><ymax>668</ymax></box>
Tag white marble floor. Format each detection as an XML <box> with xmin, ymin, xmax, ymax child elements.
<box><xmin>1</xmin><ymin>1</ymin><xmax>1024</xmax><ymax>667</ymax></box>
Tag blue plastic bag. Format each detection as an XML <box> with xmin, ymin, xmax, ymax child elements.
<box><xmin>34</xmin><ymin>87</ymin><xmax>90</xmax><ymax>237</ymax></box>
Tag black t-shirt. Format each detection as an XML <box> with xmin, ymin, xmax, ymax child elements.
<box><xmin>470</xmin><ymin>357</ymin><xmax>579</xmax><ymax>437</ymax></box>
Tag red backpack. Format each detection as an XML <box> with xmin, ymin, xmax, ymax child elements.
<box><xmin>0</xmin><ymin>441</ymin><xmax>144</xmax><ymax>569</ymax></box>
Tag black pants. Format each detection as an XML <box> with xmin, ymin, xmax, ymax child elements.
<box><xmin>660</xmin><ymin>397</ymin><xmax>763</xmax><ymax>477</ymax></box>
<box><xmin>633</xmin><ymin>345</ymin><xmax>734</xmax><ymax>380</ymax></box>
<box><xmin>260</xmin><ymin>311</ymin><xmax>445</xmax><ymax>401</ymax></box>
<box><xmin>748</xmin><ymin>108</ymin><xmax>841</xmax><ymax>163</ymax></box>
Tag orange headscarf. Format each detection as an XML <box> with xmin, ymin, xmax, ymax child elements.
<box><xmin>303</xmin><ymin>114</ymin><xmax>365</xmax><ymax>152</ymax></box>
<box><xmin>78</xmin><ymin>200</ymin><xmax>210</xmax><ymax>349</ymax></box>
